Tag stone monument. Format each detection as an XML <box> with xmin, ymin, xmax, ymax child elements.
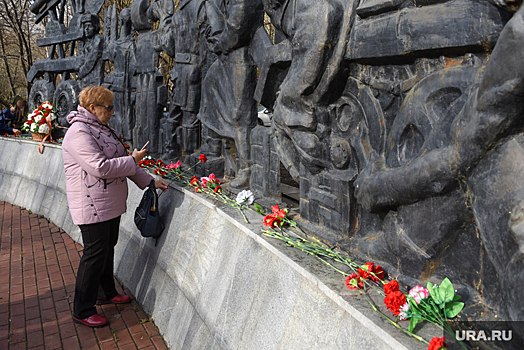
<box><xmin>25</xmin><ymin>0</ymin><xmax>524</xmax><ymax>339</ymax></box>
<box><xmin>198</xmin><ymin>0</ymin><xmax>264</xmax><ymax>187</ymax></box>
<box><xmin>104</xmin><ymin>6</ymin><xmax>137</xmax><ymax>143</ymax></box>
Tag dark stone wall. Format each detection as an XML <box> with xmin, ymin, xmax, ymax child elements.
<box><xmin>27</xmin><ymin>0</ymin><xmax>524</xmax><ymax>331</ymax></box>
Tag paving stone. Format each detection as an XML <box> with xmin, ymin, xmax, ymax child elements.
<box><xmin>0</xmin><ymin>201</ymin><xmax>167</xmax><ymax>350</ymax></box>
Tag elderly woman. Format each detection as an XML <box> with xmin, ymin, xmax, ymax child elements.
<box><xmin>62</xmin><ymin>86</ymin><xmax>167</xmax><ymax>327</ymax></box>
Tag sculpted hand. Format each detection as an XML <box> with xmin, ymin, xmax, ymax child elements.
<box><xmin>132</xmin><ymin>148</ymin><xmax>147</xmax><ymax>163</ymax></box>
<box><xmin>354</xmin><ymin>152</ymin><xmax>388</xmax><ymax>212</ymax></box>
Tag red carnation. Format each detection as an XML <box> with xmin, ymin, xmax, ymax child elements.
<box><xmin>214</xmin><ymin>186</ymin><xmax>222</xmax><ymax>193</ymax></box>
<box><xmin>359</xmin><ymin>262</ymin><xmax>384</xmax><ymax>281</ymax></box>
<box><xmin>358</xmin><ymin>262</ymin><xmax>375</xmax><ymax>280</ymax></box>
<box><xmin>263</xmin><ymin>215</ymin><xmax>278</xmax><ymax>227</ymax></box>
<box><xmin>383</xmin><ymin>280</ymin><xmax>400</xmax><ymax>295</ymax></box>
<box><xmin>384</xmin><ymin>291</ymin><xmax>407</xmax><ymax>315</ymax></box>
<box><xmin>372</xmin><ymin>265</ymin><xmax>384</xmax><ymax>281</ymax></box>
<box><xmin>191</xmin><ymin>178</ymin><xmax>199</xmax><ymax>186</ymax></box>
<box><xmin>271</xmin><ymin>204</ymin><xmax>287</xmax><ymax>219</ymax></box>
<box><xmin>428</xmin><ymin>337</ymin><xmax>449</xmax><ymax>350</ymax></box>
<box><xmin>199</xmin><ymin>154</ymin><xmax>207</xmax><ymax>163</ymax></box>
<box><xmin>195</xmin><ymin>186</ymin><xmax>202</xmax><ymax>193</ymax></box>
<box><xmin>345</xmin><ymin>273</ymin><xmax>363</xmax><ymax>290</ymax></box>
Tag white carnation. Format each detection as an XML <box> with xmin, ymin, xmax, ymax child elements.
<box><xmin>38</xmin><ymin>123</ymin><xmax>50</xmax><ymax>134</ymax></box>
<box><xmin>236</xmin><ymin>190</ymin><xmax>255</xmax><ymax>205</ymax></box>
<box><xmin>34</xmin><ymin>114</ymin><xmax>43</xmax><ymax>123</ymax></box>
<box><xmin>30</xmin><ymin>123</ymin><xmax>39</xmax><ymax>132</ymax></box>
<box><xmin>41</xmin><ymin>102</ymin><xmax>52</xmax><ymax>109</ymax></box>
<box><xmin>28</xmin><ymin>112</ymin><xmax>36</xmax><ymax>120</ymax></box>
<box><xmin>48</xmin><ymin>113</ymin><xmax>56</xmax><ymax>121</ymax></box>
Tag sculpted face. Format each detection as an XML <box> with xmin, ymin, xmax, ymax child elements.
<box><xmin>84</xmin><ymin>22</ymin><xmax>96</xmax><ymax>38</ymax></box>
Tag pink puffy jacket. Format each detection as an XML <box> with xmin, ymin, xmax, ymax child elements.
<box><xmin>62</xmin><ymin>106</ymin><xmax>153</xmax><ymax>225</ymax></box>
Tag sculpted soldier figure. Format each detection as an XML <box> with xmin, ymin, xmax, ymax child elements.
<box><xmin>105</xmin><ymin>8</ymin><xmax>137</xmax><ymax>142</ymax></box>
<box><xmin>170</xmin><ymin>0</ymin><xmax>206</xmax><ymax>158</ymax></box>
<box><xmin>262</xmin><ymin>0</ymin><xmax>354</xmax><ymax>179</ymax></box>
<box><xmin>78</xmin><ymin>14</ymin><xmax>105</xmax><ymax>88</ymax></box>
<box><xmin>199</xmin><ymin>0</ymin><xmax>264</xmax><ymax>187</ymax></box>
<box><xmin>149</xmin><ymin>0</ymin><xmax>207</xmax><ymax>160</ymax></box>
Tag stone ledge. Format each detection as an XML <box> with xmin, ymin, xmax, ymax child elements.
<box><xmin>0</xmin><ymin>137</ymin><xmax>430</xmax><ymax>350</ymax></box>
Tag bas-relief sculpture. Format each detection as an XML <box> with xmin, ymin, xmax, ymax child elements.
<box><xmin>104</xmin><ymin>6</ymin><xmax>137</xmax><ymax>143</ymax></box>
<box><xmin>198</xmin><ymin>0</ymin><xmax>264</xmax><ymax>186</ymax></box>
<box><xmin>352</xmin><ymin>3</ymin><xmax>524</xmax><ymax>327</ymax></box>
<box><xmin>151</xmin><ymin>0</ymin><xmax>207</xmax><ymax>160</ymax></box>
<box><xmin>131</xmin><ymin>0</ymin><xmax>166</xmax><ymax>155</ymax></box>
<box><xmin>78</xmin><ymin>14</ymin><xmax>104</xmax><ymax>89</ymax></box>
<box><xmin>26</xmin><ymin>0</ymin><xmax>524</xmax><ymax>335</ymax></box>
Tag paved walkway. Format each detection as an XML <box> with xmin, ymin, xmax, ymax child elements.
<box><xmin>0</xmin><ymin>201</ymin><xmax>168</xmax><ymax>350</ymax></box>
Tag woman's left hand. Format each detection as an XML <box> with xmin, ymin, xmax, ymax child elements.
<box><xmin>155</xmin><ymin>179</ymin><xmax>169</xmax><ymax>192</ymax></box>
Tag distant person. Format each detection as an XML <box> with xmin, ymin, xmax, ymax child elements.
<box><xmin>11</xmin><ymin>98</ymin><xmax>28</xmax><ymax>129</ymax></box>
<box><xmin>0</xmin><ymin>105</ymin><xmax>20</xmax><ymax>134</ymax></box>
<box><xmin>62</xmin><ymin>86</ymin><xmax>168</xmax><ymax>328</ymax></box>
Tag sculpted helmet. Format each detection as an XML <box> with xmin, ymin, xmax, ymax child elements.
<box><xmin>81</xmin><ymin>13</ymin><xmax>101</xmax><ymax>32</ymax></box>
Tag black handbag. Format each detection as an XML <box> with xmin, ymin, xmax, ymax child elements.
<box><xmin>134</xmin><ymin>180</ymin><xmax>165</xmax><ymax>240</ymax></box>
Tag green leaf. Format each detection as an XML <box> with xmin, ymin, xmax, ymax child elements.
<box><xmin>439</xmin><ymin>278</ymin><xmax>455</xmax><ymax>303</ymax></box>
<box><xmin>427</xmin><ymin>282</ymin><xmax>441</xmax><ymax>305</ymax></box>
<box><xmin>409</xmin><ymin>317</ymin><xmax>420</xmax><ymax>333</ymax></box>
<box><xmin>407</xmin><ymin>296</ymin><xmax>421</xmax><ymax>313</ymax></box>
<box><xmin>452</xmin><ymin>295</ymin><xmax>461</xmax><ymax>301</ymax></box>
<box><xmin>254</xmin><ymin>203</ymin><xmax>263</xmax><ymax>214</ymax></box>
<box><xmin>444</xmin><ymin>301</ymin><xmax>464</xmax><ymax>318</ymax></box>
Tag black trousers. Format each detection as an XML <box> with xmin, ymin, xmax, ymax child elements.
<box><xmin>73</xmin><ymin>216</ymin><xmax>120</xmax><ymax>319</ymax></box>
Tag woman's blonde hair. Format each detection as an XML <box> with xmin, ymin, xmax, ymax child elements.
<box><xmin>78</xmin><ymin>86</ymin><xmax>114</xmax><ymax>108</ymax></box>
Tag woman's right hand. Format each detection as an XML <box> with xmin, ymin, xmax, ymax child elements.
<box><xmin>132</xmin><ymin>148</ymin><xmax>147</xmax><ymax>163</ymax></box>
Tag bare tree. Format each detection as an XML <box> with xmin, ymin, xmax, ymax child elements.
<box><xmin>0</xmin><ymin>0</ymin><xmax>46</xmax><ymax>107</ymax></box>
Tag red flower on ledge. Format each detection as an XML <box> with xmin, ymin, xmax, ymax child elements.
<box><xmin>358</xmin><ymin>262</ymin><xmax>384</xmax><ymax>281</ymax></box>
<box><xmin>383</xmin><ymin>280</ymin><xmax>399</xmax><ymax>295</ymax></box>
<box><xmin>199</xmin><ymin>154</ymin><xmax>207</xmax><ymax>163</ymax></box>
<box><xmin>345</xmin><ymin>273</ymin><xmax>363</xmax><ymax>290</ymax></box>
<box><xmin>428</xmin><ymin>336</ymin><xmax>449</xmax><ymax>350</ymax></box>
<box><xmin>263</xmin><ymin>204</ymin><xmax>288</xmax><ymax>228</ymax></box>
<box><xmin>384</xmin><ymin>290</ymin><xmax>406</xmax><ymax>315</ymax></box>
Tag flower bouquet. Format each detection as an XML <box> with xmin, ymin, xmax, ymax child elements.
<box><xmin>21</xmin><ymin>102</ymin><xmax>56</xmax><ymax>142</ymax></box>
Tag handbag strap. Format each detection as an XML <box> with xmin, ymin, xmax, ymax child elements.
<box><xmin>149</xmin><ymin>180</ymin><xmax>157</xmax><ymax>211</ymax></box>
